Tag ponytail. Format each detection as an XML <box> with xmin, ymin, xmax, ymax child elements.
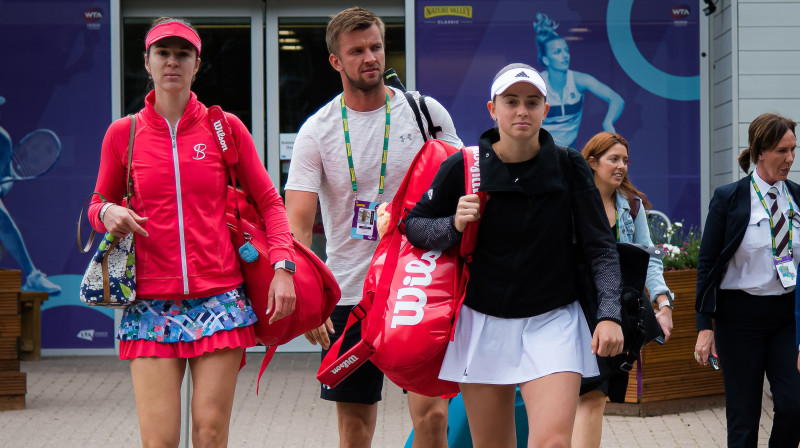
<box><xmin>737</xmin><ymin>148</ymin><xmax>752</xmax><ymax>174</ymax></box>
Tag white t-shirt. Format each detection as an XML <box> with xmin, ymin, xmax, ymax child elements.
<box><xmin>286</xmin><ymin>87</ymin><xmax>463</xmax><ymax>306</ymax></box>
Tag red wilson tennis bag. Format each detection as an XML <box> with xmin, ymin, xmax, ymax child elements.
<box><xmin>208</xmin><ymin>106</ymin><xmax>340</xmax><ymax>390</ymax></box>
<box><xmin>317</xmin><ymin>141</ymin><xmax>485</xmax><ymax>397</ymax></box>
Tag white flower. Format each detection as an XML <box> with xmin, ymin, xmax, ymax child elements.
<box><xmin>674</xmin><ymin>222</ymin><xmax>683</xmax><ymax>228</ymax></box>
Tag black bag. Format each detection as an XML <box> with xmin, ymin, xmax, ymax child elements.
<box><xmin>577</xmin><ymin>243</ymin><xmax>664</xmax><ymax>358</ymax></box>
<box><xmin>557</xmin><ymin>147</ymin><xmax>664</xmax><ymax>401</ymax></box>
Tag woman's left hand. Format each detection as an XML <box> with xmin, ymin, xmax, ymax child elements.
<box><xmin>654</xmin><ymin>295</ymin><xmax>673</xmax><ymax>342</ymax></box>
<box><xmin>592</xmin><ymin>320</ymin><xmax>624</xmax><ymax>357</ymax></box>
<box><xmin>267</xmin><ymin>269</ymin><xmax>296</xmax><ymax>324</ymax></box>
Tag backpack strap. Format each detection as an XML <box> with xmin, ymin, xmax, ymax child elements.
<box><xmin>448</xmin><ymin>146</ymin><xmax>486</xmax><ymax>341</ymax></box>
<box><xmin>419</xmin><ymin>95</ymin><xmax>442</xmax><ymax>139</ymax></box>
<box><xmin>403</xmin><ymin>91</ymin><xmax>429</xmax><ymax>142</ymax></box>
<box><xmin>460</xmin><ymin>146</ymin><xmax>485</xmax><ymax>258</ymax></box>
<box><xmin>627</xmin><ymin>195</ymin><xmax>641</xmax><ymax>220</ymax></box>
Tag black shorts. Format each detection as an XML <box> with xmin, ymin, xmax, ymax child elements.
<box><xmin>320</xmin><ymin>305</ymin><xmax>384</xmax><ymax>404</ymax></box>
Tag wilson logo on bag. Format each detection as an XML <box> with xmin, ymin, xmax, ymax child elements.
<box><xmin>391</xmin><ymin>250</ymin><xmax>441</xmax><ymax>328</ymax></box>
<box><xmin>317</xmin><ymin>140</ymin><xmax>485</xmax><ymax>397</ymax></box>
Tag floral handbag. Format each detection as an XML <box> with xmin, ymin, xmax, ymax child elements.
<box><xmin>76</xmin><ymin>115</ymin><xmax>137</xmax><ymax>308</ymax></box>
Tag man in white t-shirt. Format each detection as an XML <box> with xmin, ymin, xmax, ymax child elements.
<box><xmin>285</xmin><ymin>7</ymin><xmax>463</xmax><ymax>448</ymax></box>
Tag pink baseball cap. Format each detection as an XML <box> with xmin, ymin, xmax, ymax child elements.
<box><xmin>490</xmin><ymin>67</ymin><xmax>547</xmax><ymax>99</ymax></box>
<box><xmin>145</xmin><ymin>21</ymin><xmax>202</xmax><ymax>55</ymax></box>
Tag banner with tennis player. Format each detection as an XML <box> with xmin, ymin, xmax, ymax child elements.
<box><xmin>415</xmin><ymin>0</ymin><xmax>701</xmax><ymax>226</ymax></box>
<box><xmin>0</xmin><ymin>1</ymin><xmax>114</xmax><ymax>350</ymax></box>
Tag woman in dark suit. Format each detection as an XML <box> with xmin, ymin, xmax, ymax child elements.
<box><xmin>696</xmin><ymin>112</ymin><xmax>800</xmax><ymax>448</ymax></box>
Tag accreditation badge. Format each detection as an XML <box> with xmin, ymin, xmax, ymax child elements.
<box><xmin>351</xmin><ymin>200</ymin><xmax>379</xmax><ymax>241</ymax></box>
<box><xmin>774</xmin><ymin>255</ymin><xmax>797</xmax><ymax>289</ymax></box>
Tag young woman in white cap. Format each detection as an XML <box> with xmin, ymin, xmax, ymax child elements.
<box><xmin>405</xmin><ymin>63</ymin><xmax>624</xmax><ymax>447</ymax></box>
<box><xmin>87</xmin><ymin>17</ymin><xmax>296</xmax><ymax>447</ymax></box>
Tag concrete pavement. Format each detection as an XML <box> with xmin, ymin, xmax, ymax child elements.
<box><xmin>0</xmin><ymin>353</ymin><xmax>776</xmax><ymax>447</ymax></box>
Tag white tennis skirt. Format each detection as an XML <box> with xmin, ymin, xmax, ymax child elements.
<box><xmin>439</xmin><ymin>300</ymin><xmax>599</xmax><ymax>384</ymax></box>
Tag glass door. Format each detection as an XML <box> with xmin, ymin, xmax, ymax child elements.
<box><xmin>119</xmin><ymin>0</ymin><xmax>265</xmax><ymax>158</ymax></box>
<box><xmin>265</xmin><ymin>0</ymin><xmax>404</xmax><ymax>261</ymax></box>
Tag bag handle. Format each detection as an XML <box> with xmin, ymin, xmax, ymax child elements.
<box><xmin>77</xmin><ymin>115</ymin><xmax>136</xmax><ymax>253</ymax></box>
<box><xmin>459</xmin><ymin>146</ymin><xmax>486</xmax><ymax>258</ymax></box>
<box><xmin>207</xmin><ymin>106</ymin><xmax>246</xmax><ymax>221</ymax></box>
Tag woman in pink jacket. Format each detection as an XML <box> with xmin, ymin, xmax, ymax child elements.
<box><xmin>88</xmin><ymin>17</ymin><xmax>296</xmax><ymax>447</ymax></box>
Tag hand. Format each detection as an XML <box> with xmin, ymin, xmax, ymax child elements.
<box><xmin>592</xmin><ymin>320</ymin><xmax>624</xmax><ymax>357</ymax></box>
<box><xmin>694</xmin><ymin>329</ymin><xmax>716</xmax><ymax>366</ymax></box>
<box><xmin>454</xmin><ymin>194</ymin><xmax>481</xmax><ymax>232</ymax></box>
<box><xmin>267</xmin><ymin>269</ymin><xmax>296</xmax><ymax>324</ymax></box>
<box><xmin>303</xmin><ymin>318</ymin><xmax>335</xmax><ymax>349</ymax></box>
<box><xmin>102</xmin><ymin>204</ymin><xmax>149</xmax><ymax>239</ymax></box>
<box><xmin>797</xmin><ymin>353</ymin><xmax>800</xmax><ymax>373</ymax></box>
<box><xmin>654</xmin><ymin>297</ymin><xmax>673</xmax><ymax>343</ymax></box>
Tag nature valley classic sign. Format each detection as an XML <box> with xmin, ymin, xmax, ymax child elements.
<box><xmin>424</xmin><ymin>5</ymin><xmax>473</xmax><ymax>18</ymax></box>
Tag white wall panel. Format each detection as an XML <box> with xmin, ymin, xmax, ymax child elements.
<box><xmin>739</xmin><ymin>74</ymin><xmax>800</xmax><ymax>98</ymax></box>
<box><xmin>738</xmin><ymin>99</ymin><xmax>800</xmax><ymax>122</ymax></box>
<box><xmin>740</xmin><ymin>51</ymin><xmax>800</xmax><ymax>74</ymax></box>
<box><xmin>739</xmin><ymin>27</ymin><xmax>800</xmax><ymax>50</ymax></box>
<box><xmin>738</xmin><ymin>3</ymin><xmax>800</xmax><ymax>26</ymax></box>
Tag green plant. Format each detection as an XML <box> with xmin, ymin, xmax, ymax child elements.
<box><xmin>648</xmin><ymin>216</ymin><xmax>701</xmax><ymax>271</ymax></box>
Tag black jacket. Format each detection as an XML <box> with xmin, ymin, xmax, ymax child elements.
<box><xmin>695</xmin><ymin>175</ymin><xmax>800</xmax><ymax>330</ymax></box>
<box><xmin>407</xmin><ymin>128</ymin><xmax>621</xmax><ymax>321</ymax></box>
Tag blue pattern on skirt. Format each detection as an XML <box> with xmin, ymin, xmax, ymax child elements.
<box><xmin>117</xmin><ymin>287</ymin><xmax>257</xmax><ymax>343</ymax></box>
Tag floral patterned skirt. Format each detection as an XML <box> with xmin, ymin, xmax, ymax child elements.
<box><xmin>117</xmin><ymin>287</ymin><xmax>257</xmax><ymax>360</ymax></box>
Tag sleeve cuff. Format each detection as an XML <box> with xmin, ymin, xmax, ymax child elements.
<box><xmin>696</xmin><ymin>312</ymin><xmax>713</xmax><ymax>331</ymax></box>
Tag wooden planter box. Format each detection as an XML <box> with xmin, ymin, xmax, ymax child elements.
<box><xmin>605</xmin><ymin>269</ymin><xmax>726</xmax><ymax>416</ymax></box>
<box><xmin>0</xmin><ymin>269</ymin><xmax>25</xmax><ymax>411</ymax></box>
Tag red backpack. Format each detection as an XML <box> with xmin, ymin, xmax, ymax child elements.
<box><xmin>317</xmin><ymin>140</ymin><xmax>485</xmax><ymax>397</ymax></box>
<box><xmin>208</xmin><ymin>106</ymin><xmax>340</xmax><ymax>390</ymax></box>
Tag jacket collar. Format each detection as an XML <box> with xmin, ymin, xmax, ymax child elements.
<box><xmin>477</xmin><ymin>127</ymin><xmax>565</xmax><ymax>194</ymax></box>
<box><xmin>615</xmin><ymin>190</ymin><xmax>629</xmax><ymax>211</ymax></box>
<box><xmin>139</xmin><ymin>90</ymin><xmax>205</xmax><ymax>134</ymax></box>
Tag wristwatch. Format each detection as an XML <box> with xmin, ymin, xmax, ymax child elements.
<box><xmin>658</xmin><ymin>293</ymin><xmax>674</xmax><ymax>310</ymax></box>
<box><xmin>273</xmin><ymin>260</ymin><xmax>296</xmax><ymax>274</ymax></box>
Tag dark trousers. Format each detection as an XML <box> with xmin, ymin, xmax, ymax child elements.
<box><xmin>715</xmin><ymin>290</ymin><xmax>800</xmax><ymax>448</ymax></box>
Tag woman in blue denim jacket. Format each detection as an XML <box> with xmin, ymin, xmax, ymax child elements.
<box><xmin>572</xmin><ymin>132</ymin><xmax>674</xmax><ymax>447</ymax></box>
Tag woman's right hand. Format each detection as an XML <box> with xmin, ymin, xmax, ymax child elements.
<box><xmin>304</xmin><ymin>318</ymin><xmax>335</xmax><ymax>350</ymax></box>
<box><xmin>454</xmin><ymin>194</ymin><xmax>481</xmax><ymax>232</ymax></box>
<box><xmin>694</xmin><ymin>329</ymin><xmax>716</xmax><ymax>366</ymax></box>
<box><xmin>102</xmin><ymin>204</ymin><xmax>149</xmax><ymax>239</ymax></box>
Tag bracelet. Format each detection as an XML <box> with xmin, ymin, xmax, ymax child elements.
<box><xmin>99</xmin><ymin>202</ymin><xmax>115</xmax><ymax>223</ymax></box>
<box><xmin>658</xmin><ymin>300</ymin><xmax>673</xmax><ymax>310</ymax></box>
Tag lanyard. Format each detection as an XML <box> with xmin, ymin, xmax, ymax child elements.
<box><xmin>614</xmin><ymin>208</ymin><xmax>620</xmax><ymax>242</ymax></box>
<box><xmin>751</xmin><ymin>175</ymin><xmax>794</xmax><ymax>257</ymax></box>
<box><xmin>340</xmin><ymin>93</ymin><xmax>390</xmax><ymax>200</ymax></box>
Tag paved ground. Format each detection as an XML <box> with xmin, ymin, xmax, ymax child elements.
<box><xmin>0</xmin><ymin>353</ymin><xmax>776</xmax><ymax>447</ymax></box>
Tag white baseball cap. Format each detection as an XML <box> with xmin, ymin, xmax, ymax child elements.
<box><xmin>490</xmin><ymin>68</ymin><xmax>547</xmax><ymax>99</ymax></box>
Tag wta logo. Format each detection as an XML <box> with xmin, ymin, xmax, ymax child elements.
<box><xmin>391</xmin><ymin>250</ymin><xmax>442</xmax><ymax>328</ymax></box>
<box><xmin>671</xmin><ymin>5</ymin><xmax>691</xmax><ymax>19</ymax></box>
<box><xmin>212</xmin><ymin>119</ymin><xmax>228</xmax><ymax>151</ymax></box>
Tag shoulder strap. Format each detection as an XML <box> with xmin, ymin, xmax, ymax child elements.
<box><xmin>403</xmin><ymin>91</ymin><xmax>428</xmax><ymax>143</ymax></box>
<box><xmin>460</xmin><ymin>146</ymin><xmax>486</xmax><ymax>258</ymax></box>
<box><xmin>207</xmin><ymin>106</ymin><xmax>239</xmax><ymax>168</ymax></box>
<box><xmin>628</xmin><ymin>196</ymin><xmax>641</xmax><ymax>220</ymax></box>
<box><xmin>418</xmin><ymin>95</ymin><xmax>441</xmax><ymax>139</ymax></box>
<box><xmin>77</xmin><ymin>114</ymin><xmax>136</xmax><ymax>253</ymax></box>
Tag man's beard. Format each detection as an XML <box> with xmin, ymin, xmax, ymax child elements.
<box><xmin>343</xmin><ymin>65</ymin><xmax>383</xmax><ymax>93</ymax></box>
